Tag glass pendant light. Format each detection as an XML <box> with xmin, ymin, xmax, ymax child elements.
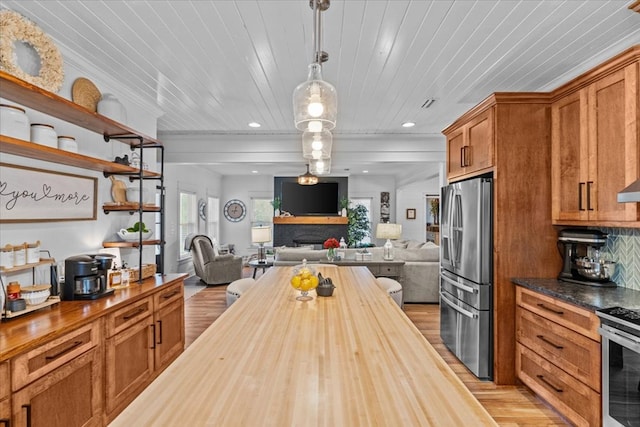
<box><xmin>292</xmin><ymin>0</ymin><xmax>337</xmax><ymax>132</ymax></box>
<box><xmin>302</xmin><ymin>130</ymin><xmax>332</xmax><ymax>159</ymax></box>
<box><xmin>309</xmin><ymin>157</ymin><xmax>331</xmax><ymax>175</ymax></box>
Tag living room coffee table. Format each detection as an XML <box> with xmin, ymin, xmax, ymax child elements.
<box><xmin>248</xmin><ymin>258</ymin><xmax>274</xmax><ymax>278</ymax></box>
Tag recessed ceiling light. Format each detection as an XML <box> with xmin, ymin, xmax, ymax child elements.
<box><xmin>402</xmin><ymin>121</ymin><xmax>415</xmax><ymax>128</ymax></box>
<box><xmin>248</xmin><ymin>122</ymin><xmax>261</xmax><ymax>128</ymax></box>
<box><xmin>362</xmin><ymin>170</ymin><xmax>369</xmax><ymax>174</ymax></box>
<box><xmin>251</xmin><ymin>170</ymin><xmax>259</xmax><ymax>174</ymax></box>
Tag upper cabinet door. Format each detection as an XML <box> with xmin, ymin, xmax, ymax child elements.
<box><xmin>445</xmin><ymin>108</ymin><xmax>495</xmax><ymax>180</ymax></box>
<box><xmin>447</xmin><ymin>128</ymin><xmax>465</xmax><ymax>178</ymax></box>
<box><xmin>552</xmin><ymin>59</ymin><xmax>639</xmax><ymax>226</ymax></box>
<box><xmin>551</xmin><ymin>90</ymin><xmax>589</xmax><ymax>222</ymax></box>
<box><xmin>588</xmin><ymin>65</ymin><xmax>639</xmax><ymax>222</ymax></box>
<box><xmin>466</xmin><ymin>109</ymin><xmax>494</xmax><ymax>174</ymax></box>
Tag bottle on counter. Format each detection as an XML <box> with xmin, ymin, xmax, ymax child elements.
<box><xmin>107</xmin><ymin>262</ymin><xmax>122</xmax><ymax>289</ymax></box>
<box><xmin>337</xmin><ymin>237</ymin><xmax>347</xmax><ymax>260</ymax></box>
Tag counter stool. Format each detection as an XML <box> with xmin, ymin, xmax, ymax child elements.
<box><xmin>226</xmin><ymin>278</ymin><xmax>256</xmax><ymax>307</ymax></box>
<box><xmin>376</xmin><ymin>277</ymin><xmax>403</xmax><ymax>308</ymax></box>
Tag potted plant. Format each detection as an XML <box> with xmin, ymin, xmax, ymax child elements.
<box><xmin>339</xmin><ymin>197</ymin><xmax>350</xmax><ymax>217</ymax></box>
<box><xmin>347</xmin><ymin>204</ymin><xmax>370</xmax><ymax>247</ymax></box>
<box><xmin>271</xmin><ymin>197</ymin><xmax>281</xmax><ymax>216</ymax></box>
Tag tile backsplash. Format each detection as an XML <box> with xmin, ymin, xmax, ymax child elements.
<box><xmin>601</xmin><ymin>227</ymin><xmax>639</xmax><ymax>290</ymax></box>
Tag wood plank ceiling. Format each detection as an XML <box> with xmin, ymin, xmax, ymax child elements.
<box><xmin>2</xmin><ymin>1</ymin><xmax>639</xmax><ymax>179</ymax></box>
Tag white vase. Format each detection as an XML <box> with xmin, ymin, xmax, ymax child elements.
<box><xmin>274</xmin><ymin>208</ymin><xmax>280</xmax><ymax>217</ymax></box>
<box><xmin>98</xmin><ymin>93</ymin><xmax>127</xmax><ymax>123</ymax></box>
<box><xmin>341</xmin><ymin>208</ymin><xmax>347</xmax><ymax>217</ymax></box>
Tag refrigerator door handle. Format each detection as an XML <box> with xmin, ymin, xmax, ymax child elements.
<box><xmin>440</xmin><ymin>291</ymin><xmax>478</xmax><ymax>319</ymax></box>
<box><xmin>440</xmin><ymin>272</ymin><xmax>477</xmax><ymax>294</ymax></box>
<box><xmin>448</xmin><ymin>187</ymin><xmax>457</xmax><ymax>268</ymax></box>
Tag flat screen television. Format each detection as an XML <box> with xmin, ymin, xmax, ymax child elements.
<box><xmin>281</xmin><ymin>181</ymin><xmax>339</xmax><ymax>216</ymax></box>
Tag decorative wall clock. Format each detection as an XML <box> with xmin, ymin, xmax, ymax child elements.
<box><xmin>223</xmin><ymin>199</ymin><xmax>246</xmax><ymax>222</ymax></box>
<box><xmin>198</xmin><ymin>199</ymin><xmax>207</xmax><ymax>220</ymax></box>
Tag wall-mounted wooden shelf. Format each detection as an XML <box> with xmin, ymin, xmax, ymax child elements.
<box><xmin>0</xmin><ymin>258</ymin><xmax>55</xmax><ymax>274</ymax></box>
<box><xmin>0</xmin><ymin>71</ymin><xmax>160</xmax><ymax>146</ymax></box>
<box><xmin>273</xmin><ymin>216</ymin><xmax>348</xmax><ymax>225</ymax></box>
<box><xmin>103</xmin><ymin>240</ymin><xmax>162</xmax><ymax>248</ymax></box>
<box><xmin>0</xmin><ymin>135</ymin><xmax>160</xmax><ymax>177</ymax></box>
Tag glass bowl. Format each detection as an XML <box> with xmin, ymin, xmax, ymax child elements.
<box><xmin>290</xmin><ymin>261</ymin><xmax>318</xmax><ymax>301</ymax></box>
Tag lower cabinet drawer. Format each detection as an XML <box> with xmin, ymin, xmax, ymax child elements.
<box><xmin>516</xmin><ymin>343</ymin><xmax>601</xmax><ymax>427</ymax></box>
<box><xmin>12</xmin><ymin>322</ymin><xmax>100</xmax><ymax>391</ymax></box>
<box><xmin>517</xmin><ymin>307</ymin><xmax>601</xmax><ymax>391</ymax></box>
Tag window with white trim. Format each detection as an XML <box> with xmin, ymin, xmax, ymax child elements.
<box><xmin>179</xmin><ymin>191</ymin><xmax>197</xmax><ymax>259</ymax></box>
<box><xmin>207</xmin><ymin>196</ymin><xmax>220</xmax><ymax>241</ymax></box>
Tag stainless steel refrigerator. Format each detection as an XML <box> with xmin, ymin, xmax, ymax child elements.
<box><xmin>440</xmin><ymin>176</ymin><xmax>493</xmax><ymax>380</ymax></box>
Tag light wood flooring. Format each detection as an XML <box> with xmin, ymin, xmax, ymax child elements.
<box><xmin>183</xmin><ymin>271</ymin><xmax>569</xmax><ymax>426</ymax></box>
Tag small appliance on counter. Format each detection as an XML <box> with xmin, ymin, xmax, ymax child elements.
<box><xmin>557</xmin><ymin>228</ymin><xmax>616</xmax><ymax>287</ymax></box>
<box><xmin>62</xmin><ymin>254</ymin><xmax>115</xmax><ymax>300</ymax></box>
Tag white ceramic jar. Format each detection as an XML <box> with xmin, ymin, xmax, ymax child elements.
<box><xmin>0</xmin><ymin>104</ymin><xmax>30</xmax><ymax>140</ymax></box>
<box><xmin>97</xmin><ymin>93</ymin><xmax>126</xmax><ymax>123</ymax></box>
<box><xmin>13</xmin><ymin>244</ymin><xmax>26</xmax><ymax>267</ymax></box>
<box><xmin>0</xmin><ymin>245</ymin><xmax>14</xmax><ymax>269</ymax></box>
<box><xmin>30</xmin><ymin>123</ymin><xmax>57</xmax><ymax>148</ymax></box>
<box><xmin>26</xmin><ymin>241</ymin><xmax>40</xmax><ymax>264</ymax></box>
<box><xmin>57</xmin><ymin>135</ymin><xmax>78</xmax><ymax>153</ymax></box>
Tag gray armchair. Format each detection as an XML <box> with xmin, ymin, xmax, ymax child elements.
<box><xmin>186</xmin><ymin>235</ymin><xmax>243</xmax><ymax>285</ymax></box>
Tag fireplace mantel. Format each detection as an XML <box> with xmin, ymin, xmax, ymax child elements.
<box><xmin>273</xmin><ymin>216</ymin><xmax>348</xmax><ymax>225</ymax></box>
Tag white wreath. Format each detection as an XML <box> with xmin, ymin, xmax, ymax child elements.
<box><xmin>0</xmin><ymin>10</ymin><xmax>64</xmax><ymax>93</ymax></box>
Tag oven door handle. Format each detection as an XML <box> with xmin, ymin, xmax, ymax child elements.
<box><xmin>440</xmin><ymin>291</ymin><xmax>478</xmax><ymax>319</ymax></box>
<box><xmin>599</xmin><ymin>325</ymin><xmax>640</xmax><ymax>353</ymax></box>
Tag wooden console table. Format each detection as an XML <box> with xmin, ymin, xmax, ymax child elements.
<box><xmin>330</xmin><ymin>259</ymin><xmax>404</xmax><ymax>281</ymax></box>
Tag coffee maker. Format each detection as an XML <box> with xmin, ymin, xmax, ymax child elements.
<box><xmin>557</xmin><ymin>229</ymin><xmax>616</xmax><ymax>287</ymax></box>
<box><xmin>62</xmin><ymin>254</ymin><xmax>115</xmax><ymax>300</ymax></box>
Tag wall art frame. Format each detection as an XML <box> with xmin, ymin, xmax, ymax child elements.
<box><xmin>0</xmin><ymin>162</ymin><xmax>97</xmax><ymax>223</ymax></box>
<box><xmin>406</xmin><ymin>208</ymin><xmax>416</xmax><ymax>220</ymax></box>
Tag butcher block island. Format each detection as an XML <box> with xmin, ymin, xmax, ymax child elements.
<box><xmin>111</xmin><ymin>266</ymin><xmax>497</xmax><ymax>426</ymax></box>
<box><xmin>0</xmin><ymin>273</ymin><xmax>187</xmax><ymax>426</ymax></box>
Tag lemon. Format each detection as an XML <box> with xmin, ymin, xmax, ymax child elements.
<box><xmin>290</xmin><ymin>275</ymin><xmax>301</xmax><ymax>289</ymax></box>
<box><xmin>309</xmin><ymin>275</ymin><xmax>319</xmax><ymax>288</ymax></box>
<box><xmin>300</xmin><ymin>278</ymin><xmax>312</xmax><ymax>291</ymax></box>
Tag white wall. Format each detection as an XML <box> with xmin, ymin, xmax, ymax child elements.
<box><xmin>396</xmin><ymin>176</ymin><xmax>441</xmax><ymax>242</ymax></box>
<box><xmin>163</xmin><ymin>164</ymin><xmax>222</xmax><ymax>274</ymax></box>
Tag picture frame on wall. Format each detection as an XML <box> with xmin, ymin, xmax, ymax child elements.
<box><xmin>406</xmin><ymin>208</ymin><xmax>416</xmax><ymax>220</ymax></box>
<box><xmin>0</xmin><ymin>162</ymin><xmax>97</xmax><ymax>222</ymax></box>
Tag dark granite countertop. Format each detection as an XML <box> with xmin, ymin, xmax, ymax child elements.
<box><xmin>512</xmin><ymin>278</ymin><xmax>640</xmax><ymax>312</ymax></box>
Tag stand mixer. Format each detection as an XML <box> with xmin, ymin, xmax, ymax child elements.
<box><xmin>557</xmin><ymin>229</ymin><xmax>616</xmax><ymax>287</ymax></box>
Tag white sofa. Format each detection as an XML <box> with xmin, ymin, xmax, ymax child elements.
<box><xmin>274</xmin><ymin>240</ymin><xmax>440</xmax><ymax>303</ymax></box>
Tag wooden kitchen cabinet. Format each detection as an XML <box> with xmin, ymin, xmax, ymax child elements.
<box><xmin>153</xmin><ymin>282</ymin><xmax>184</xmax><ymax>368</ymax></box>
<box><xmin>0</xmin><ymin>361</ymin><xmax>9</xmax><ymax>426</ymax></box>
<box><xmin>444</xmin><ymin>108</ymin><xmax>494</xmax><ymax>180</ymax></box>
<box><xmin>516</xmin><ymin>286</ymin><xmax>601</xmax><ymax>427</ymax></box>
<box><xmin>104</xmin><ymin>283</ymin><xmax>185</xmax><ymax>422</ymax></box>
<box><xmin>10</xmin><ymin>322</ymin><xmax>103</xmax><ymax>427</ymax></box>
<box><xmin>104</xmin><ymin>297</ymin><xmax>155</xmax><ymax>420</ymax></box>
<box><xmin>443</xmin><ymin>92</ymin><xmax>560</xmax><ymax>385</ymax></box>
<box><xmin>552</xmin><ymin>47</ymin><xmax>639</xmax><ymax>226</ymax></box>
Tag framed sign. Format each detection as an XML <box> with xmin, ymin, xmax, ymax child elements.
<box><xmin>0</xmin><ymin>163</ymin><xmax>97</xmax><ymax>223</ymax></box>
<box><xmin>406</xmin><ymin>208</ymin><xmax>416</xmax><ymax>220</ymax></box>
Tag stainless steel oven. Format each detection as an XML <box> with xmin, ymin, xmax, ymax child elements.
<box><xmin>597</xmin><ymin>307</ymin><xmax>640</xmax><ymax>427</ymax></box>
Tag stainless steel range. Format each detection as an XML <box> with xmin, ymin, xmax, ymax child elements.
<box><xmin>597</xmin><ymin>307</ymin><xmax>640</xmax><ymax>427</ymax></box>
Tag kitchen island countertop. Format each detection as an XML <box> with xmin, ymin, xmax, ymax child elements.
<box><xmin>513</xmin><ymin>278</ymin><xmax>640</xmax><ymax>311</ymax></box>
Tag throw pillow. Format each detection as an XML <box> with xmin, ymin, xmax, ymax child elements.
<box><xmin>406</xmin><ymin>240</ymin><xmax>426</xmax><ymax>249</ymax></box>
